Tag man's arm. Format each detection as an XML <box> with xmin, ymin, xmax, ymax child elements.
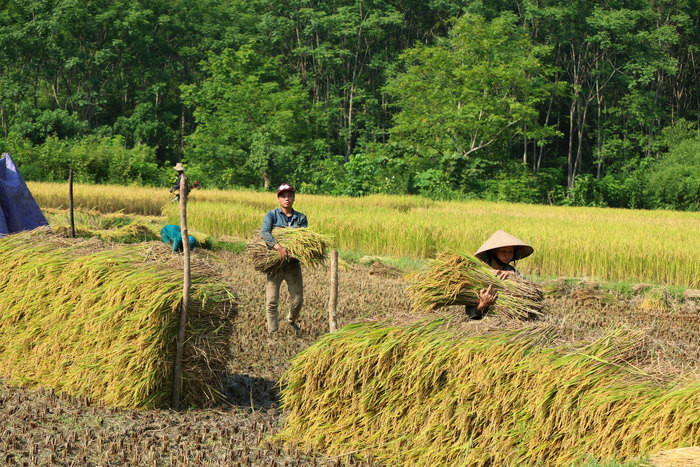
<box><xmin>299</xmin><ymin>214</ymin><xmax>308</xmax><ymax>228</ymax></box>
<box><xmin>260</xmin><ymin>211</ymin><xmax>277</xmax><ymax>248</ymax></box>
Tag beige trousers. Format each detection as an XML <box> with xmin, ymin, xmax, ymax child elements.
<box><xmin>265</xmin><ymin>261</ymin><xmax>303</xmax><ymax>332</ymax></box>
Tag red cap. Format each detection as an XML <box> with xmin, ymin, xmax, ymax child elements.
<box><xmin>277</xmin><ymin>183</ymin><xmax>295</xmax><ymax>195</ymax></box>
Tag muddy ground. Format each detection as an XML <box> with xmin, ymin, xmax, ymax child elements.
<box><xmin>1</xmin><ymin>248</ymin><xmax>698</xmax><ymax>466</ymax></box>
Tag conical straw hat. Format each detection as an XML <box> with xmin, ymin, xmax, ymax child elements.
<box><xmin>474</xmin><ymin>230</ymin><xmax>533</xmax><ymax>262</ymax></box>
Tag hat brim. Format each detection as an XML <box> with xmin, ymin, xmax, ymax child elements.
<box><xmin>474</xmin><ymin>230</ymin><xmax>534</xmax><ymax>262</ymax></box>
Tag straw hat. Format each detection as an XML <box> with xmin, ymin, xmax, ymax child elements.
<box><xmin>173</xmin><ymin>162</ymin><xmax>184</xmax><ymax>172</ymax></box>
<box><xmin>474</xmin><ymin>230</ymin><xmax>533</xmax><ymax>262</ymax></box>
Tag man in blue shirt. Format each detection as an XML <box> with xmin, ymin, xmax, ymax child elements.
<box><xmin>260</xmin><ymin>183</ymin><xmax>308</xmax><ymax>333</ymax></box>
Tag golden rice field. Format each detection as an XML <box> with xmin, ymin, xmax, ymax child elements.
<box><xmin>28</xmin><ymin>181</ymin><xmax>699</xmax><ymax>288</ymax></box>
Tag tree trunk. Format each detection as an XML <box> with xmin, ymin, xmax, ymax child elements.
<box><xmin>567</xmin><ymin>98</ymin><xmax>576</xmax><ymax>188</ymax></box>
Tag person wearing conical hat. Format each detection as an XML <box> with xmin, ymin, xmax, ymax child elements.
<box><xmin>467</xmin><ymin>230</ymin><xmax>534</xmax><ymax>320</ymax></box>
<box><xmin>168</xmin><ymin>162</ymin><xmax>201</xmax><ymax>202</ymax></box>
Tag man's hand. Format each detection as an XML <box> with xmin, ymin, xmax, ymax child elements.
<box><xmin>274</xmin><ymin>244</ymin><xmax>289</xmax><ymax>260</ymax></box>
<box><xmin>476</xmin><ymin>285</ymin><xmax>498</xmax><ymax>313</ymax></box>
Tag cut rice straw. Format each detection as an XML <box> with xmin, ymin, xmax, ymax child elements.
<box><xmin>247</xmin><ymin>227</ymin><xmax>334</xmax><ymax>274</ymax></box>
<box><xmin>406</xmin><ymin>250</ymin><xmax>544</xmax><ymax>319</ymax></box>
<box><xmin>0</xmin><ymin>227</ymin><xmax>236</xmax><ymax>408</ymax></box>
<box><xmin>277</xmin><ymin>319</ymin><xmax>700</xmax><ymax>466</ymax></box>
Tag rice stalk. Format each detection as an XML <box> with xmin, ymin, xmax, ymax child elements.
<box><xmin>276</xmin><ymin>320</ymin><xmax>700</xmax><ymax>466</ymax></box>
<box><xmin>0</xmin><ymin>227</ymin><xmax>236</xmax><ymax>408</ymax></box>
<box><xmin>406</xmin><ymin>250</ymin><xmax>544</xmax><ymax>319</ymax></box>
<box><xmin>246</xmin><ymin>227</ymin><xmax>334</xmax><ymax>274</ymax></box>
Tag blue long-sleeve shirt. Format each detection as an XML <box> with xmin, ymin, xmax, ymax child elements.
<box><xmin>260</xmin><ymin>208</ymin><xmax>308</xmax><ymax>248</ymax></box>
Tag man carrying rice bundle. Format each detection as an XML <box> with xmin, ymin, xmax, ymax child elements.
<box><xmin>260</xmin><ymin>184</ymin><xmax>308</xmax><ymax>334</ymax></box>
<box><xmin>468</xmin><ymin>230</ymin><xmax>534</xmax><ymax>319</ymax></box>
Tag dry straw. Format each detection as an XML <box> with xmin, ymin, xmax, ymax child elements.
<box><xmin>53</xmin><ymin>221</ymin><xmax>158</xmax><ymax>243</ymax></box>
<box><xmin>277</xmin><ymin>320</ymin><xmax>700</xmax><ymax>466</ymax></box>
<box><xmin>247</xmin><ymin>227</ymin><xmax>334</xmax><ymax>274</ymax></box>
<box><xmin>406</xmin><ymin>250</ymin><xmax>544</xmax><ymax>319</ymax></box>
<box><xmin>0</xmin><ymin>228</ymin><xmax>236</xmax><ymax>408</ymax></box>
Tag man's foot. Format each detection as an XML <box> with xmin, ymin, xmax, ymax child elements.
<box><xmin>287</xmin><ymin>321</ymin><xmax>301</xmax><ymax>332</ymax></box>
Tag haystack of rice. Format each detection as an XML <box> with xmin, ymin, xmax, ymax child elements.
<box><xmin>0</xmin><ymin>227</ymin><xmax>236</xmax><ymax>408</ymax></box>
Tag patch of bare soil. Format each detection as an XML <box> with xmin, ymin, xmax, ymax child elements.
<box><xmin>1</xmin><ymin>249</ymin><xmax>698</xmax><ymax>465</ymax></box>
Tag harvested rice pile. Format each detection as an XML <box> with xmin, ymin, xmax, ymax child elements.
<box><xmin>406</xmin><ymin>250</ymin><xmax>544</xmax><ymax>319</ymax></box>
<box><xmin>53</xmin><ymin>222</ymin><xmax>213</xmax><ymax>248</ymax></box>
<box><xmin>53</xmin><ymin>221</ymin><xmax>159</xmax><ymax>243</ymax></box>
<box><xmin>0</xmin><ymin>228</ymin><xmax>236</xmax><ymax>408</ymax></box>
<box><xmin>277</xmin><ymin>320</ymin><xmax>700</xmax><ymax>466</ymax></box>
<box><xmin>247</xmin><ymin>227</ymin><xmax>333</xmax><ymax>274</ymax></box>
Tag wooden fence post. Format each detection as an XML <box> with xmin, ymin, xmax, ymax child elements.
<box><xmin>68</xmin><ymin>168</ymin><xmax>75</xmax><ymax>238</ymax></box>
<box><xmin>172</xmin><ymin>170</ymin><xmax>190</xmax><ymax>410</ymax></box>
<box><xmin>328</xmin><ymin>250</ymin><xmax>338</xmax><ymax>332</ymax></box>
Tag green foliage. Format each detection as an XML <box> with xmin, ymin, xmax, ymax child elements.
<box><xmin>8</xmin><ymin>109</ymin><xmax>89</xmax><ymax>143</ymax></box>
<box><xmin>0</xmin><ymin>0</ymin><xmax>699</xmax><ymax>210</ymax></box>
<box><xmin>182</xmin><ymin>45</ymin><xmax>311</xmax><ymax>189</ymax></box>
<box><xmin>413</xmin><ymin>168</ymin><xmax>458</xmax><ymax>200</ymax></box>
<box><xmin>384</xmin><ymin>12</ymin><xmax>554</xmax><ymax>162</ymax></box>
<box><xmin>646</xmin><ymin>136</ymin><xmax>700</xmax><ymax>210</ymax></box>
<box><xmin>6</xmin><ymin>135</ymin><xmax>162</xmax><ymax>185</ymax></box>
<box><xmin>564</xmin><ymin>166</ymin><xmax>651</xmax><ymax>209</ymax></box>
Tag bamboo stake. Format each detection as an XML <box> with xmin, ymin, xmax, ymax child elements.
<box><xmin>68</xmin><ymin>168</ymin><xmax>75</xmax><ymax>238</ymax></box>
<box><xmin>172</xmin><ymin>170</ymin><xmax>190</xmax><ymax>410</ymax></box>
<box><xmin>328</xmin><ymin>250</ymin><xmax>339</xmax><ymax>332</ymax></box>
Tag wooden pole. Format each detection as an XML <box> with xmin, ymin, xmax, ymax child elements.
<box><xmin>172</xmin><ymin>170</ymin><xmax>190</xmax><ymax>410</ymax></box>
<box><xmin>68</xmin><ymin>168</ymin><xmax>75</xmax><ymax>238</ymax></box>
<box><xmin>328</xmin><ymin>250</ymin><xmax>338</xmax><ymax>332</ymax></box>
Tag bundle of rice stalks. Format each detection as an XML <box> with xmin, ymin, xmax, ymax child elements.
<box><xmin>639</xmin><ymin>286</ymin><xmax>674</xmax><ymax>312</ymax></box>
<box><xmin>277</xmin><ymin>320</ymin><xmax>700</xmax><ymax>466</ymax></box>
<box><xmin>0</xmin><ymin>228</ymin><xmax>236</xmax><ymax>408</ymax></box>
<box><xmin>53</xmin><ymin>221</ymin><xmax>159</xmax><ymax>243</ymax></box>
<box><xmin>406</xmin><ymin>250</ymin><xmax>544</xmax><ymax>319</ymax></box>
<box><xmin>246</xmin><ymin>227</ymin><xmax>334</xmax><ymax>274</ymax></box>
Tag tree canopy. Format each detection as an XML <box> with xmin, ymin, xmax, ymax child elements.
<box><xmin>1</xmin><ymin>0</ymin><xmax>699</xmax><ymax>210</ymax></box>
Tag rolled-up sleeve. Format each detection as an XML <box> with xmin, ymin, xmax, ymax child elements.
<box><xmin>260</xmin><ymin>211</ymin><xmax>277</xmax><ymax>248</ymax></box>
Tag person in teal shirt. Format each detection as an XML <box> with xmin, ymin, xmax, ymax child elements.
<box><xmin>160</xmin><ymin>224</ymin><xmax>197</xmax><ymax>252</ymax></box>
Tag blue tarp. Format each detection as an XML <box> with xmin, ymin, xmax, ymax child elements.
<box><xmin>0</xmin><ymin>153</ymin><xmax>49</xmax><ymax>237</ymax></box>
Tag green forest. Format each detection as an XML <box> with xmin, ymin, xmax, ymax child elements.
<box><xmin>1</xmin><ymin>0</ymin><xmax>699</xmax><ymax>210</ymax></box>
